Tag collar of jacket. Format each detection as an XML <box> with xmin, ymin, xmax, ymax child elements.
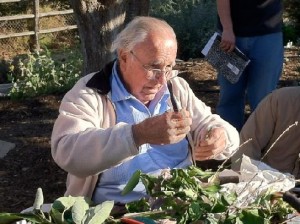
<box><xmin>86</xmin><ymin>60</ymin><xmax>116</xmax><ymax>95</ymax></box>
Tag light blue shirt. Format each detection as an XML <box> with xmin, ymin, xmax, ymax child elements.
<box><xmin>92</xmin><ymin>62</ymin><xmax>191</xmax><ymax>204</ymax></box>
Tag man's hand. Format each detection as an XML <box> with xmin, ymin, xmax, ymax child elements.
<box><xmin>132</xmin><ymin>108</ymin><xmax>192</xmax><ymax>146</ymax></box>
<box><xmin>220</xmin><ymin>30</ymin><xmax>236</xmax><ymax>52</ymax></box>
<box><xmin>194</xmin><ymin>127</ymin><xmax>228</xmax><ymax>161</ymax></box>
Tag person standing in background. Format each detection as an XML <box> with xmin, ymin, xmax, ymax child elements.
<box><xmin>216</xmin><ymin>0</ymin><xmax>284</xmax><ymax>131</ymax></box>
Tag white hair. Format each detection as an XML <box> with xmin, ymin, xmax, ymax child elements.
<box><xmin>111</xmin><ymin>16</ymin><xmax>176</xmax><ymax>53</ymax></box>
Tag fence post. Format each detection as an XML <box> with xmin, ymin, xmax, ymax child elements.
<box><xmin>33</xmin><ymin>0</ymin><xmax>40</xmax><ymax>51</ymax></box>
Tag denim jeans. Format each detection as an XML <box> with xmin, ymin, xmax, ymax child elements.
<box><xmin>217</xmin><ymin>32</ymin><xmax>283</xmax><ymax>131</ymax></box>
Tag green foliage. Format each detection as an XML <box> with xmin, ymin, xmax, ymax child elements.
<box><xmin>0</xmin><ymin>188</ymin><xmax>114</xmax><ymax>224</ymax></box>
<box><xmin>8</xmin><ymin>48</ymin><xmax>82</xmax><ymax>99</ymax></box>
<box><xmin>0</xmin><ymin>167</ymin><xmax>296</xmax><ymax>223</ymax></box>
<box><xmin>150</xmin><ymin>0</ymin><xmax>217</xmax><ymax>60</ymax></box>
<box><xmin>0</xmin><ymin>1</ymin><xmax>32</xmax><ymax>16</ymax></box>
<box><xmin>33</xmin><ymin>188</ymin><xmax>44</xmax><ymax>210</ymax></box>
<box><xmin>0</xmin><ymin>0</ymin><xmax>71</xmax><ymax>16</ymax></box>
<box><xmin>151</xmin><ymin>0</ymin><xmax>300</xmax><ymax>59</ymax></box>
<box><xmin>284</xmin><ymin>0</ymin><xmax>300</xmax><ymax>43</ymax></box>
<box><xmin>122</xmin><ymin>170</ymin><xmax>142</xmax><ymax>196</ymax></box>
<box><xmin>283</xmin><ymin>23</ymin><xmax>299</xmax><ymax>45</ymax></box>
<box><xmin>123</xmin><ymin>166</ymin><xmax>295</xmax><ymax>223</ymax></box>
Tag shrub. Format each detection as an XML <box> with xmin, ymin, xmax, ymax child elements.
<box><xmin>8</xmin><ymin>48</ymin><xmax>82</xmax><ymax>99</ymax></box>
<box><xmin>150</xmin><ymin>0</ymin><xmax>217</xmax><ymax>60</ymax></box>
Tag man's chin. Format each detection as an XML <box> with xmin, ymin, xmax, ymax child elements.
<box><xmin>140</xmin><ymin>94</ymin><xmax>156</xmax><ymax>104</ymax></box>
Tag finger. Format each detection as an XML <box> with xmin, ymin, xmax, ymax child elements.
<box><xmin>175</xmin><ymin>125</ymin><xmax>191</xmax><ymax>136</ymax></box>
<box><xmin>168</xmin><ymin>132</ymin><xmax>189</xmax><ymax>144</ymax></box>
<box><xmin>197</xmin><ymin>145</ymin><xmax>224</xmax><ymax>155</ymax></box>
<box><xmin>194</xmin><ymin>150</ymin><xmax>213</xmax><ymax>161</ymax></box>
<box><xmin>170</xmin><ymin>111</ymin><xmax>190</xmax><ymax>122</ymax></box>
<box><xmin>194</xmin><ymin>146</ymin><xmax>224</xmax><ymax>160</ymax></box>
<box><xmin>174</xmin><ymin>118</ymin><xmax>192</xmax><ymax>129</ymax></box>
<box><xmin>228</xmin><ymin>44</ymin><xmax>235</xmax><ymax>52</ymax></box>
<box><xmin>200</xmin><ymin>137</ymin><xmax>221</xmax><ymax>147</ymax></box>
<box><xmin>220</xmin><ymin>41</ymin><xmax>234</xmax><ymax>52</ymax></box>
<box><xmin>199</xmin><ymin>137</ymin><xmax>226</xmax><ymax>152</ymax></box>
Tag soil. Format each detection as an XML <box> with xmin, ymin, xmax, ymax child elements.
<box><xmin>0</xmin><ymin>49</ymin><xmax>299</xmax><ymax>213</ymax></box>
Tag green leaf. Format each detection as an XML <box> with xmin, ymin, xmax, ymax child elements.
<box><xmin>0</xmin><ymin>213</ymin><xmax>47</xmax><ymax>224</ymax></box>
<box><xmin>141</xmin><ymin>174</ymin><xmax>157</xmax><ymax>195</ymax></box>
<box><xmin>202</xmin><ymin>184</ymin><xmax>221</xmax><ymax>193</ymax></box>
<box><xmin>52</xmin><ymin>196</ymin><xmax>77</xmax><ymax>212</ymax></box>
<box><xmin>50</xmin><ymin>196</ymin><xmax>77</xmax><ymax>224</ymax></box>
<box><xmin>33</xmin><ymin>188</ymin><xmax>44</xmax><ymax>210</ymax></box>
<box><xmin>83</xmin><ymin>201</ymin><xmax>114</xmax><ymax>224</ymax></box>
<box><xmin>122</xmin><ymin>170</ymin><xmax>141</xmax><ymax>195</ymax></box>
<box><xmin>71</xmin><ymin>197</ymin><xmax>90</xmax><ymax>224</ymax></box>
<box><xmin>187</xmin><ymin>202</ymin><xmax>203</xmax><ymax>221</ymax></box>
<box><xmin>187</xmin><ymin>165</ymin><xmax>214</xmax><ymax>178</ymax></box>
<box><xmin>50</xmin><ymin>208</ymin><xmax>65</xmax><ymax>224</ymax></box>
<box><xmin>222</xmin><ymin>191</ymin><xmax>237</xmax><ymax>205</ymax></box>
<box><xmin>239</xmin><ymin>209</ymin><xmax>266</xmax><ymax>224</ymax></box>
<box><xmin>126</xmin><ymin>198</ymin><xmax>150</xmax><ymax>213</ymax></box>
<box><xmin>175</xmin><ymin>189</ymin><xmax>197</xmax><ymax>200</ymax></box>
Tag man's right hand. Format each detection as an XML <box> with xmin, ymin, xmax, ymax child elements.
<box><xmin>132</xmin><ymin>108</ymin><xmax>192</xmax><ymax>147</ymax></box>
<box><xmin>220</xmin><ymin>30</ymin><xmax>236</xmax><ymax>52</ymax></box>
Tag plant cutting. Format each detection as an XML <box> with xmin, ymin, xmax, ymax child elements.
<box><xmin>0</xmin><ymin>165</ymin><xmax>298</xmax><ymax>224</ymax></box>
<box><xmin>122</xmin><ymin>166</ymin><xmax>296</xmax><ymax>223</ymax></box>
<box><xmin>0</xmin><ymin>188</ymin><xmax>114</xmax><ymax>224</ymax></box>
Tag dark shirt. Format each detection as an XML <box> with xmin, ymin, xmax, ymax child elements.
<box><xmin>218</xmin><ymin>0</ymin><xmax>283</xmax><ymax>37</ymax></box>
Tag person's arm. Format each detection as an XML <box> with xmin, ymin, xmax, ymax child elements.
<box><xmin>51</xmin><ymin>75</ymin><xmax>139</xmax><ymax>178</ymax></box>
<box><xmin>217</xmin><ymin>0</ymin><xmax>236</xmax><ymax>52</ymax></box>
<box><xmin>231</xmin><ymin>93</ymin><xmax>276</xmax><ymax>170</ymax></box>
<box><xmin>171</xmin><ymin>77</ymin><xmax>240</xmax><ymax>160</ymax></box>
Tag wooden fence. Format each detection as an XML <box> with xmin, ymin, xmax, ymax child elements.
<box><xmin>0</xmin><ymin>0</ymin><xmax>77</xmax><ymax>52</ymax></box>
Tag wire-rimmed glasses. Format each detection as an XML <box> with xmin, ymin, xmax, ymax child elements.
<box><xmin>130</xmin><ymin>51</ymin><xmax>177</xmax><ymax>80</ymax></box>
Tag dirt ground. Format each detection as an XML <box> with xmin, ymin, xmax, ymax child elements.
<box><xmin>0</xmin><ymin>49</ymin><xmax>299</xmax><ymax>213</ymax></box>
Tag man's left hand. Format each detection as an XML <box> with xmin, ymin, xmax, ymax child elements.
<box><xmin>194</xmin><ymin>127</ymin><xmax>227</xmax><ymax>161</ymax></box>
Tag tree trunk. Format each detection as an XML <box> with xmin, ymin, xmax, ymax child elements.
<box><xmin>69</xmin><ymin>0</ymin><xmax>150</xmax><ymax>76</ymax></box>
<box><xmin>125</xmin><ymin>0</ymin><xmax>150</xmax><ymax>24</ymax></box>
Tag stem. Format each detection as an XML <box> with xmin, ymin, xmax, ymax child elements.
<box><xmin>261</xmin><ymin>121</ymin><xmax>298</xmax><ymax>161</ymax></box>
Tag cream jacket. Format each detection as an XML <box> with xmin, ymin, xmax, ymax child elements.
<box><xmin>51</xmin><ymin>62</ymin><xmax>239</xmax><ymax>199</ymax></box>
<box><xmin>232</xmin><ymin>87</ymin><xmax>300</xmax><ymax>178</ymax></box>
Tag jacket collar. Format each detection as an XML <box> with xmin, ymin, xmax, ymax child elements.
<box><xmin>86</xmin><ymin>60</ymin><xmax>116</xmax><ymax>95</ymax></box>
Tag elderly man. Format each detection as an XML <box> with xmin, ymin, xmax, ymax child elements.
<box><xmin>51</xmin><ymin>16</ymin><xmax>239</xmax><ymax>205</ymax></box>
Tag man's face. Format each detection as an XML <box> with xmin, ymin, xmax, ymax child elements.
<box><xmin>119</xmin><ymin>34</ymin><xmax>177</xmax><ymax>105</ymax></box>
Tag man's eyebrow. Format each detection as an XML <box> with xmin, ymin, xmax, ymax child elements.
<box><xmin>150</xmin><ymin>60</ymin><xmax>176</xmax><ymax>67</ymax></box>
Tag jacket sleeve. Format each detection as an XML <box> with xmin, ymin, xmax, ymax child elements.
<box><xmin>231</xmin><ymin>92</ymin><xmax>276</xmax><ymax>170</ymax></box>
<box><xmin>171</xmin><ymin>78</ymin><xmax>240</xmax><ymax>160</ymax></box>
<box><xmin>51</xmin><ymin>75</ymin><xmax>139</xmax><ymax>178</ymax></box>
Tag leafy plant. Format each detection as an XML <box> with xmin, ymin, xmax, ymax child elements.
<box><xmin>0</xmin><ymin>166</ymin><xmax>296</xmax><ymax>224</ymax></box>
<box><xmin>0</xmin><ymin>188</ymin><xmax>114</xmax><ymax>224</ymax></box>
<box><xmin>150</xmin><ymin>0</ymin><xmax>217</xmax><ymax>60</ymax></box>
<box><xmin>8</xmin><ymin>48</ymin><xmax>82</xmax><ymax>99</ymax></box>
<box><xmin>122</xmin><ymin>166</ymin><xmax>295</xmax><ymax>223</ymax></box>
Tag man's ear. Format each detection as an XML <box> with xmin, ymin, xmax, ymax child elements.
<box><xmin>119</xmin><ymin>49</ymin><xmax>128</xmax><ymax>64</ymax></box>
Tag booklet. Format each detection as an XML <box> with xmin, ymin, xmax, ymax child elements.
<box><xmin>201</xmin><ymin>32</ymin><xmax>250</xmax><ymax>84</ymax></box>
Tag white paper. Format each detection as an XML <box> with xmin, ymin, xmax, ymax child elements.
<box><xmin>220</xmin><ymin>155</ymin><xmax>295</xmax><ymax>207</ymax></box>
<box><xmin>201</xmin><ymin>32</ymin><xmax>218</xmax><ymax>56</ymax></box>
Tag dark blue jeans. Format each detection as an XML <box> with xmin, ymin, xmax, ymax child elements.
<box><xmin>217</xmin><ymin>32</ymin><xmax>284</xmax><ymax>131</ymax></box>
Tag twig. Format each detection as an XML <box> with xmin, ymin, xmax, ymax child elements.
<box><xmin>208</xmin><ymin>138</ymin><xmax>252</xmax><ymax>184</ymax></box>
<box><xmin>261</xmin><ymin>121</ymin><xmax>298</xmax><ymax>161</ymax></box>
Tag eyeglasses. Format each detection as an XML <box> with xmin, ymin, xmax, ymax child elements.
<box><xmin>130</xmin><ymin>51</ymin><xmax>175</xmax><ymax>80</ymax></box>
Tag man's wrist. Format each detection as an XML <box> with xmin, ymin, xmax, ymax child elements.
<box><xmin>132</xmin><ymin>123</ymin><xmax>145</xmax><ymax>147</ymax></box>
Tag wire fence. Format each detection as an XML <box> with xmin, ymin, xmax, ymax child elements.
<box><xmin>0</xmin><ymin>0</ymin><xmax>78</xmax><ymax>61</ymax></box>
